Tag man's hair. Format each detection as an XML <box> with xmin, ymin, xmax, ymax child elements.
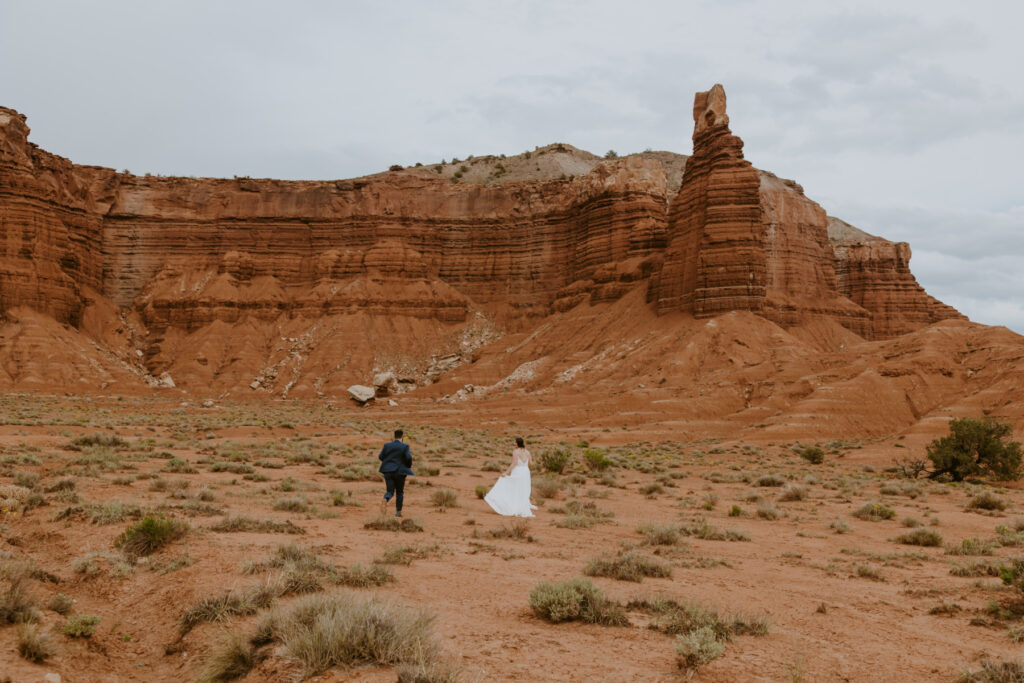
<box><xmin>394</xmin><ymin>429</ymin><xmax>404</xmax><ymax>439</ymax></box>
<box><xmin>515</xmin><ymin>437</ymin><xmax>525</xmax><ymax>448</ymax></box>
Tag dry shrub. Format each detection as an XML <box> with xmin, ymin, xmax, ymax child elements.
<box><xmin>675</xmin><ymin>626</ymin><xmax>724</xmax><ymax>671</ymax></box>
<box><xmin>956</xmin><ymin>658</ymin><xmax>1024</xmax><ymax>683</ymax></box>
<box><xmin>583</xmin><ymin>552</ymin><xmax>671</xmax><ymax>582</ymax></box>
<box><xmin>637</xmin><ymin>523</ymin><xmax>682</xmax><ymax>546</ymax></box>
<box><xmin>533</xmin><ymin>475</ymin><xmax>563</xmax><ymax>500</ymax></box>
<box><xmin>273</xmin><ymin>591</ymin><xmax>443</xmax><ymax>676</ymax></box>
<box><xmin>0</xmin><ymin>578</ymin><xmax>38</xmax><ymax>624</ymax></box>
<box><xmin>474</xmin><ymin>485</ymin><xmax>488</xmax><ymax>500</ymax></box>
<box><xmin>487</xmin><ymin>518</ymin><xmax>534</xmax><ymax>541</ymax></box>
<box><xmin>198</xmin><ymin>631</ymin><xmax>258</xmax><ymax>683</ymax></box>
<box><xmin>528</xmin><ymin>578</ymin><xmax>627</xmax><ymax>626</ymax></box>
<box><xmin>364</xmin><ymin>516</ymin><xmax>424</xmax><ymax>533</ymax></box>
<box><xmin>17</xmin><ymin>624</ymin><xmax>57</xmax><ymax>662</ymax></box>
<box><xmin>755</xmin><ymin>474</ymin><xmax>786</xmax><ymax>487</ymax></box>
<box><xmin>63</xmin><ymin>613</ymin><xmax>100</xmax><ymax>637</ymax></box>
<box><xmin>429</xmin><ymin>489</ymin><xmax>458</xmax><ymax>510</ymax></box>
<box><xmin>209</xmin><ymin>515</ymin><xmax>305</xmax><ymax>534</ymax></box>
<box><xmin>778</xmin><ymin>484</ymin><xmax>807</xmax><ymax>502</ymax></box>
<box><xmin>895</xmin><ymin>529</ymin><xmax>943</xmax><ymax>547</ymax></box>
<box><xmin>969</xmin><ymin>491</ymin><xmax>1008</xmax><ymax>512</ymax></box>
<box><xmin>272</xmin><ymin>496</ymin><xmax>309</xmax><ymax>513</ymax></box>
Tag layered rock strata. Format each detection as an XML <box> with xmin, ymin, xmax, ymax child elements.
<box><xmin>0</xmin><ymin>87</ymin><xmax>966</xmax><ymax>394</ymax></box>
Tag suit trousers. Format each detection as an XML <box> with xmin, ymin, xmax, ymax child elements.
<box><xmin>383</xmin><ymin>473</ymin><xmax>407</xmax><ymax>512</ymax></box>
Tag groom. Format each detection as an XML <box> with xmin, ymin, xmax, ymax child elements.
<box><xmin>378</xmin><ymin>428</ymin><xmax>414</xmax><ymax>517</ymax></box>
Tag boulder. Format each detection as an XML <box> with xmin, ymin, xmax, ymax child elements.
<box><xmin>348</xmin><ymin>385</ymin><xmax>376</xmax><ymax>404</ymax></box>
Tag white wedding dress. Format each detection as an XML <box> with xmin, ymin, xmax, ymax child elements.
<box><xmin>484</xmin><ymin>453</ymin><xmax>538</xmax><ymax>517</ymax></box>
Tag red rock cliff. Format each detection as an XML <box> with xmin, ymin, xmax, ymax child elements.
<box><xmin>0</xmin><ymin>88</ymin><xmax>965</xmax><ymax>394</ymax></box>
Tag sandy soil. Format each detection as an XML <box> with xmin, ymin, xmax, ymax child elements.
<box><xmin>1</xmin><ymin>395</ymin><xmax>1022</xmax><ymax>682</ymax></box>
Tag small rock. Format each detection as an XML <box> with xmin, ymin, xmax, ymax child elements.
<box><xmin>249</xmin><ymin>379</ymin><xmax>261</xmax><ymax>390</ymax></box>
<box><xmin>201</xmin><ymin>399</ymin><xmax>215</xmax><ymax>408</ymax></box>
<box><xmin>134</xmin><ymin>349</ymin><xmax>144</xmax><ymax>357</ymax></box>
<box><xmin>43</xmin><ymin>674</ymin><xmax>62</xmax><ymax>683</ymax></box>
<box><xmin>157</xmin><ymin>372</ymin><xmax>175</xmax><ymax>388</ymax></box>
<box><xmin>347</xmin><ymin>385</ymin><xmax>376</xmax><ymax>404</ymax></box>
<box><xmin>388</xmin><ymin>399</ymin><xmax>398</xmax><ymax>407</ymax></box>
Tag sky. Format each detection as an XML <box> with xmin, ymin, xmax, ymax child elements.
<box><xmin>2</xmin><ymin>0</ymin><xmax>1022</xmax><ymax>333</ymax></box>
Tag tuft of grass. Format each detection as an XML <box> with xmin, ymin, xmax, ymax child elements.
<box><xmin>852</xmin><ymin>502</ymin><xmax>895</xmax><ymax>521</ymax></box>
<box><xmin>946</xmin><ymin>538</ymin><xmax>997</xmax><ymax>556</ymax></box>
<box><xmin>829</xmin><ymin>517</ymin><xmax>850</xmax><ymax>534</ymax></box>
<box><xmin>17</xmin><ymin>624</ymin><xmax>57</xmax><ymax>662</ymax></box>
<box><xmin>263</xmin><ymin>591</ymin><xmax>444</xmax><ymax>676</ymax></box>
<box><xmin>532</xmin><ymin>475</ymin><xmax>563</xmax><ymax>500</ymax></box>
<box><xmin>69</xmin><ymin>433</ymin><xmax>127</xmax><ymax>450</ymax></box>
<box><xmin>63</xmin><ymin>613</ymin><xmax>100</xmax><ymax>637</ymax></box>
<box><xmin>528</xmin><ymin>578</ymin><xmax>627</xmax><ymax>626</ymax></box>
<box><xmin>778</xmin><ymin>484</ymin><xmax>807</xmax><ymax>502</ymax></box>
<box><xmin>755</xmin><ymin>474</ymin><xmax>786</xmax><ymax>487</ymax></box>
<box><xmin>757</xmin><ymin>503</ymin><xmax>780</xmax><ymax>520</ymax></box>
<box><xmin>364</xmin><ymin>515</ymin><xmax>424</xmax><ymax>533</ymax></box>
<box><xmin>114</xmin><ymin>515</ymin><xmax>189</xmax><ymax>557</ymax></box>
<box><xmin>374</xmin><ymin>544</ymin><xmax>439</xmax><ymax>566</ymax></box>
<box><xmin>198</xmin><ymin>631</ymin><xmax>258</xmax><ymax>683</ymax></box>
<box><xmin>209</xmin><ymin>515</ymin><xmax>305</xmax><ymax>534</ymax></box>
<box><xmin>336</xmin><ymin>563</ymin><xmax>394</xmax><ymax>588</ymax></box>
<box><xmin>583</xmin><ymin>552</ymin><xmax>671</xmax><ymax>582</ymax></box>
<box><xmin>969</xmin><ymin>491</ymin><xmax>1008</xmax><ymax>512</ymax></box>
<box><xmin>330</xmin><ymin>489</ymin><xmax>359</xmax><ymax>507</ymax></box>
<box><xmin>475</xmin><ymin>485</ymin><xmax>488</xmax><ymax>500</ymax></box>
<box><xmin>637</xmin><ymin>523</ymin><xmax>682</xmax><ymax>546</ymax></box>
<box><xmin>430</xmin><ymin>489</ymin><xmax>458</xmax><ymax>510</ymax></box>
<box><xmin>486</xmin><ymin>518</ymin><xmax>534</xmax><ymax>541</ymax></box>
<box><xmin>956</xmin><ymin>658</ymin><xmax>1024</xmax><ymax>683</ymax></box>
<box><xmin>0</xmin><ymin>578</ymin><xmax>38</xmax><ymax>624</ymax></box>
<box><xmin>901</xmin><ymin>516</ymin><xmax>923</xmax><ymax>528</ymax></box>
<box><xmin>895</xmin><ymin>529</ymin><xmax>943</xmax><ymax>546</ymax></box>
<box><xmin>272</xmin><ymin>496</ymin><xmax>309</xmax><ymax>513</ymax></box>
<box><xmin>950</xmin><ymin>560</ymin><xmax>1002</xmax><ymax>578</ymax></box>
<box><xmin>181</xmin><ymin>580</ymin><xmax>280</xmax><ymax>636</ymax></box>
<box><xmin>854</xmin><ymin>564</ymin><xmax>884</xmax><ymax>581</ymax></box>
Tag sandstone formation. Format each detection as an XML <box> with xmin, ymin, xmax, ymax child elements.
<box><xmin>0</xmin><ymin>87</ymin><xmax>971</xmax><ymax>400</ymax></box>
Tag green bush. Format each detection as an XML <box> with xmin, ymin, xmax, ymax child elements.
<box><xmin>927</xmin><ymin>417</ymin><xmax>1022</xmax><ymax>482</ymax></box>
<box><xmin>999</xmin><ymin>559</ymin><xmax>1024</xmax><ymax>592</ymax></box>
<box><xmin>114</xmin><ymin>515</ymin><xmax>189</xmax><ymax>557</ymax></box>
<box><xmin>539</xmin><ymin>449</ymin><xmax>571</xmax><ymax>474</ymax></box>
<box><xmin>528</xmin><ymin>578</ymin><xmax>627</xmax><ymax>626</ymax></box>
<box><xmin>475</xmin><ymin>485</ymin><xmax>488</xmax><ymax>500</ymax></box>
<box><xmin>852</xmin><ymin>502</ymin><xmax>895</xmax><ymax>521</ymax></box>
<box><xmin>63</xmin><ymin>614</ymin><xmax>100</xmax><ymax>637</ymax></box>
<box><xmin>583</xmin><ymin>448</ymin><xmax>613</xmax><ymax>471</ymax></box>
<box><xmin>799</xmin><ymin>447</ymin><xmax>825</xmax><ymax>464</ymax></box>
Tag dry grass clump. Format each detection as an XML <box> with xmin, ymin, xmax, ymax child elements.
<box><xmin>956</xmin><ymin>658</ymin><xmax>1024</xmax><ymax>683</ymax></box>
<box><xmin>429</xmin><ymin>489</ymin><xmax>458</xmax><ymax>510</ymax></box>
<box><xmin>583</xmin><ymin>552</ymin><xmax>672</xmax><ymax>582</ymax></box>
<box><xmin>114</xmin><ymin>515</ymin><xmax>189</xmax><ymax>557</ymax></box>
<box><xmin>0</xmin><ymin>578</ymin><xmax>38</xmax><ymax>624</ymax></box>
<box><xmin>475</xmin><ymin>485</ymin><xmax>488</xmax><ymax>500</ymax></box>
<box><xmin>950</xmin><ymin>560</ymin><xmax>1002</xmax><ymax>578</ymax></box>
<box><xmin>830</xmin><ymin>517</ymin><xmax>851</xmax><ymax>534</ymax></box>
<box><xmin>532</xmin><ymin>475</ymin><xmax>564</xmax><ymax>500</ymax></box>
<box><xmin>181</xmin><ymin>580</ymin><xmax>281</xmax><ymax>636</ymax></box>
<box><xmin>528</xmin><ymin>578</ymin><xmax>627</xmax><ymax>626</ymax></box>
<box><xmin>755</xmin><ymin>474</ymin><xmax>786</xmax><ymax>487</ymax></box>
<box><xmin>200</xmin><ymin>591</ymin><xmax>449</xmax><ymax>681</ymax></box>
<box><xmin>778</xmin><ymin>484</ymin><xmax>807</xmax><ymax>502</ymax></box>
<box><xmin>17</xmin><ymin>624</ymin><xmax>57</xmax><ymax>662</ymax></box>
<box><xmin>757</xmin><ymin>503</ymin><xmax>780</xmax><ymax>520</ymax></box>
<box><xmin>486</xmin><ymin>518</ymin><xmax>534</xmax><ymax>542</ymax></box>
<box><xmin>628</xmin><ymin>596</ymin><xmax>768</xmax><ymax>671</ymax></box>
<box><xmin>374</xmin><ymin>544</ymin><xmax>439</xmax><ymax>566</ymax></box>
<box><xmin>550</xmin><ymin>500</ymin><xmax>614</xmax><ymax>529</ymax></box>
<box><xmin>894</xmin><ymin>529</ymin><xmax>943</xmax><ymax>547</ymax></box>
<box><xmin>637</xmin><ymin>523</ymin><xmax>682</xmax><ymax>546</ymax></box>
<box><xmin>969</xmin><ymin>491</ymin><xmax>1008</xmax><ymax>512</ymax></box>
<box><xmin>272</xmin><ymin>496</ymin><xmax>309</xmax><ymax>513</ymax></box>
<box><xmin>68</xmin><ymin>433</ymin><xmax>127</xmax><ymax>450</ymax></box>
<box><xmin>946</xmin><ymin>538</ymin><xmax>998</xmax><ymax>556</ymax></box>
<box><xmin>209</xmin><ymin>515</ymin><xmax>305</xmax><ymax>535</ymax></box>
<box><xmin>336</xmin><ymin>563</ymin><xmax>393</xmax><ymax>588</ymax></box>
<box><xmin>364</xmin><ymin>515</ymin><xmax>424</xmax><ymax>533</ymax></box>
<box><xmin>879</xmin><ymin>481</ymin><xmax>921</xmax><ymax>498</ymax></box>
<box><xmin>481</xmin><ymin>460</ymin><xmax>503</xmax><ymax>472</ymax></box>
<box><xmin>330</xmin><ymin>489</ymin><xmax>359</xmax><ymax>507</ymax></box>
<box><xmin>852</xmin><ymin>502</ymin><xmax>896</xmax><ymax>521</ymax></box>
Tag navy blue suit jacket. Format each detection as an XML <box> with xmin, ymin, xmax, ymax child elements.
<box><xmin>378</xmin><ymin>440</ymin><xmax>414</xmax><ymax>475</ymax></box>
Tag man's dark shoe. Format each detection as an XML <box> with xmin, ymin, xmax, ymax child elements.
<box><xmin>395</xmin><ymin>511</ymin><xmax>402</xmax><ymax>518</ymax></box>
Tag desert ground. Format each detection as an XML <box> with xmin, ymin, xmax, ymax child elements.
<box><xmin>1</xmin><ymin>394</ymin><xmax>1022</xmax><ymax>682</ymax></box>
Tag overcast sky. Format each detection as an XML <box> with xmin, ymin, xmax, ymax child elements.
<box><xmin>2</xmin><ymin>0</ymin><xmax>1021</xmax><ymax>333</ymax></box>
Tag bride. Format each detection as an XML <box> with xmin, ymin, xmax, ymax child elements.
<box><xmin>484</xmin><ymin>437</ymin><xmax>538</xmax><ymax>517</ymax></box>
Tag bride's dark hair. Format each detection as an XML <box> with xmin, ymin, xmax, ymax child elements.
<box><xmin>515</xmin><ymin>437</ymin><xmax>525</xmax><ymax>448</ymax></box>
